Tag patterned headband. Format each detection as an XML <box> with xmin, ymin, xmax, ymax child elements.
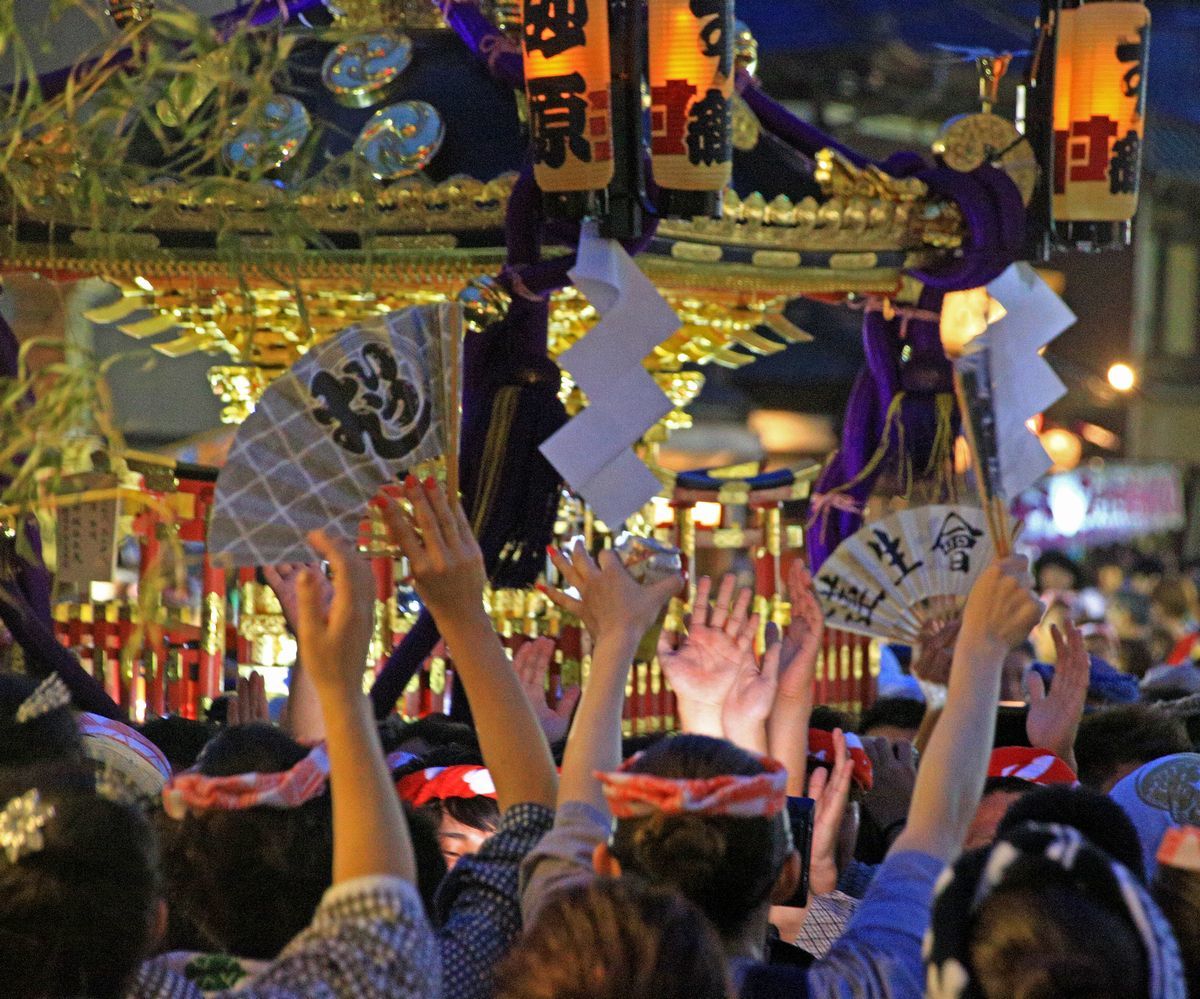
<box><xmin>14</xmin><ymin>673</ymin><xmax>71</xmax><ymax>724</ymax></box>
<box><xmin>809</xmin><ymin>729</ymin><xmax>874</xmax><ymax>790</ymax></box>
<box><xmin>1157</xmin><ymin>826</ymin><xmax>1200</xmax><ymax>874</ymax></box>
<box><xmin>396</xmin><ymin>765</ymin><xmax>496</xmax><ymax>807</ymax></box>
<box><xmin>162</xmin><ymin>744</ymin><xmax>329</xmax><ymax>820</ymax></box>
<box><xmin>987</xmin><ymin>746</ymin><xmax>1078</xmax><ymax>787</ymax></box>
<box><xmin>926</xmin><ymin>822</ymin><xmax>1184</xmax><ymax>999</ymax></box>
<box><xmin>597</xmin><ymin>750</ymin><xmax>788</xmax><ymax>820</ymax></box>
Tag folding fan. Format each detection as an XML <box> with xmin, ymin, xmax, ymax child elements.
<box><xmin>207</xmin><ymin>302</ymin><xmax>462</xmax><ymax>566</ymax></box>
<box><xmin>814</xmin><ymin>504</ymin><xmax>995</xmax><ymax>644</ymax></box>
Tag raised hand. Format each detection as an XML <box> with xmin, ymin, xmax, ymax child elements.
<box><xmin>807</xmin><ymin>728</ymin><xmax>856</xmax><ymax>896</ymax></box>
<box><xmin>513</xmin><ymin>636</ymin><xmax>581</xmax><ymax>744</ymax></box>
<box><xmin>775</xmin><ymin>562</ymin><xmax>824</xmax><ymax>702</ymax></box>
<box><xmin>544</xmin><ymin>540</ymin><xmax>682</xmax><ymax>645</ymax></box>
<box><xmin>911</xmin><ymin>617</ymin><xmax>962</xmax><ymax>686</ymax></box>
<box><xmin>858</xmin><ymin>735</ymin><xmax>917</xmax><ymax>847</ymax></box>
<box><xmin>381</xmin><ymin>476</ymin><xmax>487</xmax><ymax>619</ymax></box>
<box><xmin>656</xmin><ymin>574</ymin><xmax>758</xmax><ymax>736</ymax></box>
<box><xmin>722</xmin><ymin>640</ymin><xmax>781</xmax><ymax>754</ymax></box>
<box><xmin>227</xmin><ymin>670</ymin><xmax>269</xmax><ymax>727</ymax></box>
<box><xmin>958</xmin><ymin>556</ymin><xmax>1043</xmax><ymax>658</ymax></box>
<box><xmin>264</xmin><ymin>562</ymin><xmax>332</xmax><ymax>633</ymax></box>
<box><xmin>293</xmin><ymin>530</ymin><xmax>375</xmax><ymax>696</ymax></box>
<box><xmin>1025</xmin><ymin>621</ymin><xmax>1089</xmax><ymax>770</ymax></box>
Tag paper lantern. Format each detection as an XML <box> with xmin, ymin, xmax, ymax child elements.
<box><xmin>520</xmin><ymin>0</ymin><xmax>614</xmax><ymax>195</ymax></box>
<box><xmin>647</xmin><ymin>0</ymin><xmax>735</xmax><ymax>213</ymax></box>
<box><xmin>1052</xmin><ymin>1</ymin><xmax>1150</xmax><ymax>223</ymax></box>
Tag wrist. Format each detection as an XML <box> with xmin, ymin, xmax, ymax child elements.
<box><xmin>676</xmin><ymin>699</ymin><xmax>724</xmax><ymax>738</ymax></box>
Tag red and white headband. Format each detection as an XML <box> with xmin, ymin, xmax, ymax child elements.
<box><xmin>162</xmin><ymin>744</ymin><xmax>329</xmax><ymax>819</ymax></box>
<box><xmin>396</xmin><ymin>765</ymin><xmax>496</xmax><ymax>807</ymax></box>
<box><xmin>597</xmin><ymin>750</ymin><xmax>788</xmax><ymax>819</ymax></box>
<box><xmin>808</xmin><ymin>729</ymin><xmax>874</xmax><ymax>790</ymax></box>
<box><xmin>988</xmin><ymin>746</ymin><xmax>1078</xmax><ymax>786</ymax></box>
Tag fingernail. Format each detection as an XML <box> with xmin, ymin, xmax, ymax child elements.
<box><xmin>535</xmin><ymin>582</ymin><xmax>549</xmax><ymax>594</ymax></box>
<box><xmin>423</xmin><ymin>476</ymin><xmax>436</xmax><ymax>490</ymax></box>
<box><xmin>545</xmin><ymin>544</ymin><xmax>556</xmax><ymax>556</ymax></box>
<box><xmin>404</xmin><ymin>474</ymin><xmax>418</xmax><ymax>488</ymax></box>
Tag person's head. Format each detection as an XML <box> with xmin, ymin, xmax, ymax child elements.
<box><xmin>0</xmin><ymin>673</ymin><xmax>82</xmax><ymax>769</ymax></box>
<box><xmin>965</xmin><ymin>749</ymin><xmax>1080</xmax><ymax>852</ymax></box>
<box><xmin>1152</xmin><ymin>826</ymin><xmax>1200</xmax><ymax>999</ymax></box>
<box><xmin>0</xmin><ymin>767</ymin><xmax>163</xmax><ymax>999</ymax></box>
<box><xmin>1075</xmin><ymin>705</ymin><xmax>1192</xmax><ymax>792</ymax></box>
<box><xmin>1131</xmin><ymin>556</ymin><xmax>1167</xmax><ymax>597</ymax></box>
<box><xmin>1034</xmin><ymin>550</ymin><xmax>1082</xmax><ymax>594</ymax></box>
<box><xmin>858</xmin><ymin>697</ymin><xmax>925</xmax><ymax>743</ymax></box>
<box><xmin>998</xmin><ymin>784</ymin><xmax>1147</xmax><ymax>881</ymax></box>
<box><xmin>1109</xmin><ymin>590</ymin><xmax>1152</xmax><ymax>640</ymax></box>
<box><xmin>928</xmin><ymin>823</ymin><xmax>1181</xmax><ymax>999</ymax></box>
<box><xmin>402</xmin><ymin>801</ymin><xmax>448</xmax><ymax>915</ymax></box>
<box><xmin>1151</xmin><ymin>577</ymin><xmax>1199</xmax><ymax>633</ymax></box>
<box><xmin>158</xmin><ymin>723</ymin><xmax>333</xmax><ymax>959</ymax></box>
<box><xmin>1110</xmin><ymin>752</ymin><xmax>1200</xmax><ymax>882</ymax></box>
<box><xmin>494</xmin><ymin>878</ymin><xmax>730</xmax><ymax>999</ymax></box>
<box><xmin>138</xmin><ymin>716</ymin><xmax>217</xmax><ymax>772</ymax></box>
<box><xmin>1118</xmin><ymin>638</ymin><xmax>1155</xmax><ymax>679</ymax></box>
<box><xmin>381</xmin><ymin>714</ymin><xmax>481</xmax><ymax>759</ymax></box>
<box><xmin>395</xmin><ymin>762</ymin><xmax>500</xmax><ymax>869</ymax></box>
<box><xmin>594</xmin><ymin>734</ymin><xmax>797</xmax><ymax>950</ymax></box>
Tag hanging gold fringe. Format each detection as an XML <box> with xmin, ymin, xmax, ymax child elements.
<box><xmin>469</xmin><ymin>386</ymin><xmax>522</xmax><ymax>536</ymax></box>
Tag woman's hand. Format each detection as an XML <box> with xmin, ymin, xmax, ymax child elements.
<box><xmin>514</xmin><ymin>636</ymin><xmax>581</xmax><ymax>745</ymax></box>
<box><xmin>543</xmin><ymin>541</ymin><xmax>682</xmax><ymax>645</ymax></box>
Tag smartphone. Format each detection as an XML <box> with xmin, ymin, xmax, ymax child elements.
<box><xmin>783</xmin><ymin>795</ymin><xmax>814</xmax><ymax>909</ymax></box>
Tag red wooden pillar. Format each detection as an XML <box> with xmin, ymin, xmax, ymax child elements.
<box><xmin>200</xmin><ymin>558</ymin><xmax>226</xmax><ymax>705</ymax></box>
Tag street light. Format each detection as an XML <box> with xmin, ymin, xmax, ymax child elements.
<box><xmin>1107</xmin><ymin>361</ymin><xmax>1137</xmax><ymax>392</ymax></box>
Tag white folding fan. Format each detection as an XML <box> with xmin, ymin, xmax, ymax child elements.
<box><xmin>207</xmin><ymin>302</ymin><xmax>462</xmax><ymax>566</ymax></box>
<box><xmin>814</xmin><ymin>504</ymin><xmax>994</xmax><ymax>644</ymax></box>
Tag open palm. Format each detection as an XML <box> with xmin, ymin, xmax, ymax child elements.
<box><xmin>657</xmin><ymin>574</ymin><xmax>758</xmax><ymax>710</ymax></box>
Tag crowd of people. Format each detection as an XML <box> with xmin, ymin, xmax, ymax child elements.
<box><xmin>1</xmin><ymin>476</ymin><xmax>1198</xmax><ymax>997</ymax></box>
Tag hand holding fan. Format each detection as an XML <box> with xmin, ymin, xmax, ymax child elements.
<box><xmin>208</xmin><ymin>302</ymin><xmax>463</xmax><ymax>566</ymax></box>
<box><xmin>813</xmin><ymin>504</ymin><xmax>994</xmax><ymax>645</ymax></box>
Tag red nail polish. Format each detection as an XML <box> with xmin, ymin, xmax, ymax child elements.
<box><xmin>404</xmin><ymin>473</ymin><xmax>418</xmax><ymax>488</ymax></box>
<box><xmin>535</xmin><ymin>582</ymin><xmax>549</xmax><ymax>593</ymax></box>
<box><xmin>545</xmin><ymin>544</ymin><xmax>556</xmax><ymax>555</ymax></box>
<box><xmin>423</xmin><ymin>476</ymin><xmax>437</xmax><ymax>490</ymax></box>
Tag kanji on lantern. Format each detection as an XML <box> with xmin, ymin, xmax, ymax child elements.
<box><xmin>521</xmin><ymin>0</ymin><xmax>612</xmax><ymax>193</ymax></box>
<box><xmin>650</xmin><ymin>79</ymin><xmax>698</xmax><ymax>156</ymax></box>
<box><xmin>1052</xmin><ymin>1</ymin><xmax>1150</xmax><ymax>223</ymax></box>
<box><xmin>528</xmin><ymin>73</ymin><xmax>592</xmax><ymax>169</ymax></box>
<box><xmin>523</xmin><ymin>0</ymin><xmax>589</xmax><ymax>60</ymax></box>
<box><xmin>686</xmin><ymin>89</ymin><xmax>732</xmax><ymax>167</ymax></box>
<box><xmin>689</xmin><ymin>0</ymin><xmax>732</xmax><ymax>78</ymax></box>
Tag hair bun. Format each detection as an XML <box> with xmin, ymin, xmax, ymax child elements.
<box><xmin>631</xmin><ymin>813</ymin><xmax>727</xmax><ymax>888</ymax></box>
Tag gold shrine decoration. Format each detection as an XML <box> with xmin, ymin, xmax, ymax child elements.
<box><xmin>1052</xmin><ymin>1</ymin><xmax>1149</xmax><ymax>223</ymax></box>
<box><xmin>647</xmin><ymin>0</ymin><xmax>735</xmax><ymax>194</ymax></box>
<box><xmin>521</xmin><ymin>0</ymin><xmax>614</xmax><ymax>194</ymax></box>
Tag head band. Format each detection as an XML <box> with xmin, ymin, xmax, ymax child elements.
<box><xmin>162</xmin><ymin>744</ymin><xmax>329</xmax><ymax>820</ymax></box>
<box><xmin>1157</xmin><ymin>826</ymin><xmax>1200</xmax><ymax>874</ymax></box>
<box><xmin>926</xmin><ymin>822</ymin><xmax>1184</xmax><ymax>999</ymax></box>
<box><xmin>987</xmin><ymin>746</ymin><xmax>1077</xmax><ymax>786</ymax></box>
<box><xmin>597</xmin><ymin>750</ymin><xmax>788</xmax><ymax>819</ymax></box>
<box><xmin>396</xmin><ymin>765</ymin><xmax>496</xmax><ymax>807</ymax></box>
<box><xmin>15</xmin><ymin>673</ymin><xmax>71</xmax><ymax>724</ymax></box>
<box><xmin>809</xmin><ymin>729</ymin><xmax>874</xmax><ymax>790</ymax></box>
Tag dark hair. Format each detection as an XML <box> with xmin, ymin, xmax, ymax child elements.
<box><xmin>403</xmin><ymin>801</ymin><xmax>448</xmax><ymax>915</ymax></box>
<box><xmin>1118</xmin><ymin>639</ymin><xmax>1154</xmax><ymax>680</ymax></box>
<box><xmin>381</xmin><ymin>715</ymin><xmax>481</xmax><ymax>758</ymax></box>
<box><xmin>417</xmin><ymin>794</ymin><xmax>501</xmax><ymax>836</ymax></box>
<box><xmin>608</xmin><ymin>734</ymin><xmax>791</xmax><ymax>938</ymax></box>
<box><xmin>997</xmin><ymin>786</ymin><xmax>1146</xmax><ymax>881</ymax></box>
<box><xmin>858</xmin><ymin>697</ymin><xmax>925</xmax><ymax>737</ymax></box>
<box><xmin>810</xmin><ymin>705</ymin><xmax>851</xmax><ymax>733</ymax></box>
<box><xmin>159</xmin><ymin>723</ymin><xmax>332</xmax><ymax>959</ymax></box>
<box><xmin>1131</xmin><ymin>555</ymin><xmax>1165</xmax><ymax>580</ymax></box>
<box><xmin>494</xmin><ymin>878</ymin><xmax>729</xmax><ymax>999</ymax></box>
<box><xmin>1033</xmin><ymin>550</ymin><xmax>1082</xmax><ymax>591</ymax></box>
<box><xmin>0</xmin><ymin>673</ymin><xmax>83</xmax><ymax>769</ymax></box>
<box><xmin>970</xmin><ymin>877</ymin><xmax>1149</xmax><ymax>998</ymax></box>
<box><xmin>1153</xmin><ymin>863</ymin><xmax>1200</xmax><ymax>999</ymax></box>
<box><xmin>983</xmin><ymin>775</ymin><xmax>1042</xmax><ymax>798</ymax></box>
<box><xmin>1074</xmin><ymin>705</ymin><xmax>1191</xmax><ymax>791</ymax></box>
<box><xmin>0</xmin><ymin>766</ymin><xmax>160</xmax><ymax>999</ymax></box>
<box><xmin>138</xmin><ymin>716</ymin><xmax>217</xmax><ymax>771</ymax></box>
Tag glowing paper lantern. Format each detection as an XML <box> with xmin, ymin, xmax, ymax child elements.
<box><xmin>520</xmin><ymin>0</ymin><xmax>614</xmax><ymax>195</ymax></box>
<box><xmin>1052</xmin><ymin>1</ymin><xmax>1150</xmax><ymax>224</ymax></box>
<box><xmin>647</xmin><ymin>0</ymin><xmax>735</xmax><ymax>213</ymax></box>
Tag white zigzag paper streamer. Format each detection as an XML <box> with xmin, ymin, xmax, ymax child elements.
<box><xmin>540</xmin><ymin>222</ymin><xmax>681</xmax><ymax>526</ymax></box>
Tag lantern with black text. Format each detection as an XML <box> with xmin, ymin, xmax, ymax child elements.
<box><xmin>520</xmin><ymin>0</ymin><xmax>614</xmax><ymax>200</ymax></box>
<box><xmin>1052</xmin><ymin>1</ymin><xmax>1150</xmax><ymax>227</ymax></box>
<box><xmin>647</xmin><ymin>0</ymin><xmax>735</xmax><ymax>217</ymax></box>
